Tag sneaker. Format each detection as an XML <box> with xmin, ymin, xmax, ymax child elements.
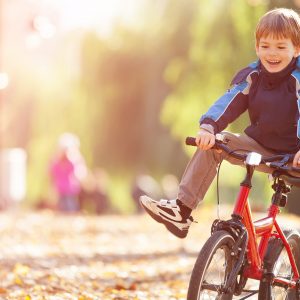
<box><xmin>139</xmin><ymin>196</ymin><xmax>194</xmax><ymax>238</ymax></box>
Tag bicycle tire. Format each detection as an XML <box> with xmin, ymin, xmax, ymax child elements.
<box><xmin>258</xmin><ymin>229</ymin><xmax>300</xmax><ymax>300</ymax></box>
<box><xmin>187</xmin><ymin>230</ymin><xmax>236</xmax><ymax>300</ymax></box>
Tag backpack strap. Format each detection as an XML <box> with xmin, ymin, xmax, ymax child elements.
<box><xmin>291</xmin><ymin>56</ymin><xmax>300</xmax><ymax>88</ymax></box>
<box><xmin>230</xmin><ymin>60</ymin><xmax>259</xmax><ymax>86</ymax></box>
<box><xmin>291</xmin><ymin>57</ymin><xmax>300</xmax><ymax>139</ymax></box>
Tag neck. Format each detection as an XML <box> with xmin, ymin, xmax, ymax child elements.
<box><xmin>259</xmin><ymin>58</ymin><xmax>296</xmax><ymax>90</ymax></box>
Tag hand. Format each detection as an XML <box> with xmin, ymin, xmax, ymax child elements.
<box><xmin>195</xmin><ymin>129</ymin><xmax>215</xmax><ymax>150</ymax></box>
<box><xmin>293</xmin><ymin>150</ymin><xmax>300</xmax><ymax>167</ymax></box>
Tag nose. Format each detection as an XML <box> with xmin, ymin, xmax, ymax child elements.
<box><xmin>268</xmin><ymin>47</ymin><xmax>278</xmax><ymax>56</ymax></box>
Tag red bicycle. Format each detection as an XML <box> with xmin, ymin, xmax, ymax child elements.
<box><xmin>186</xmin><ymin>135</ymin><xmax>300</xmax><ymax>300</ymax></box>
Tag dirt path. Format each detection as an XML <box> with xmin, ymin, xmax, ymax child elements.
<box><xmin>0</xmin><ymin>206</ymin><xmax>299</xmax><ymax>299</ymax></box>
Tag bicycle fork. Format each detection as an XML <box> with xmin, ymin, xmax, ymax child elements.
<box><xmin>212</xmin><ymin>217</ymin><xmax>249</xmax><ymax>295</ymax></box>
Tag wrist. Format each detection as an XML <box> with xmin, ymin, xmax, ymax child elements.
<box><xmin>199</xmin><ymin>124</ymin><xmax>214</xmax><ymax>134</ymax></box>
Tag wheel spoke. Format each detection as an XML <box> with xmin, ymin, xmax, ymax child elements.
<box><xmin>272</xmin><ymin>248</ymin><xmax>292</xmax><ymax>299</ymax></box>
<box><xmin>187</xmin><ymin>231</ymin><xmax>236</xmax><ymax>300</ymax></box>
<box><xmin>259</xmin><ymin>232</ymin><xmax>300</xmax><ymax>300</ymax></box>
<box><xmin>202</xmin><ymin>282</ymin><xmax>223</xmax><ymax>292</ymax></box>
<box><xmin>199</xmin><ymin>245</ymin><xmax>231</xmax><ymax>298</ymax></box>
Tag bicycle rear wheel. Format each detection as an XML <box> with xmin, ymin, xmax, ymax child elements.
<box><xmin>258</xmin><ymin>229</ymin><xmax>300</xmax><ymax>300</ymax></box>
<box><xmin>187</xmin><ymin>230</ymin><xmax>236</xmax><ymax>300</ymax></box>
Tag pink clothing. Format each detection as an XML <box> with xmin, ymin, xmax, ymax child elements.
<box><xmin>50</xmin><ymin>156</ymin><xmax>81</xmax><ymax>196</ymax></box>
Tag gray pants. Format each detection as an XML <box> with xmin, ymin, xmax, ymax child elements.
<box><xmin>178</xmin><ymin>132</ymin><xmax>280</xmax><ymax>209</ymax></box>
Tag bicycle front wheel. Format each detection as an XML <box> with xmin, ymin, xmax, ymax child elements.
<box><xmin>258</xmin><ymin>229</ymin><xmax>300</xmax><ymax>300</ymax></box>
<box><xmin>187</xmin><ymin>230</ymin><xmax>236</xmax><ymax>300</ymax></box>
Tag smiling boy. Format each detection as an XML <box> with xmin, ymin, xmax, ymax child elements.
<box><xmin>258</xmin><ymin>36</ymin><xmax>297</xmax><ymax>72</ymax></box>
<box><xmin>140</xmin><ymin>8</ymin><xmax>300</xmax><ymax>238</ymax></box>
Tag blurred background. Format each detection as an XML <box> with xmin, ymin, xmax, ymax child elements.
<box><xmin>0</xmin><ymin>0</ymin><xmax>299</xmax><ymax>215</ymax></box>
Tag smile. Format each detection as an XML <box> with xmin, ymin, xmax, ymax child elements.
<box><xmin>266</xmin><ymin>60</ymin><xmax>281</xmax><ymax>65</ymax></box>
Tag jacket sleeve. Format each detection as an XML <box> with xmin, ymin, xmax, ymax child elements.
<box><xmin>200</xmin><ymin>67</ymin><xmax>254</xmax><ymax>133</ymax></box>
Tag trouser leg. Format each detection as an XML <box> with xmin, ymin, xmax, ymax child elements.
<box><xmin>178</xmin><ymin>132</ymin><xmax>276</xmax><ymax>209</ymax></box>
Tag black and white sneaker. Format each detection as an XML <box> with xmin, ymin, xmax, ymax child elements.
<box><xmin>139</xmin><ymin>196</ymin><xmax>194</xmax><ymax>238</ymax></box>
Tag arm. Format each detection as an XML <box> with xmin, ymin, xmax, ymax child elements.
<box><xmin>196</xmin><ymin>87</ymin><xmax>248</xmax><ymax>150</ymax></box>
<box><xmin>196</xmin><ymin>67</ymin><xmax>255</xmax><ymax>149</ymax></box>
<box><xmin>200</xmin><ymin>81</ymin><xmax>249</xmax><ymax>134</ymax></box>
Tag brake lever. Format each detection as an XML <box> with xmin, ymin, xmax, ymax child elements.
<box><xmin>266</xmin><ymin>155</ymin><xmax>291</xmax><ymax>168</ymax></box>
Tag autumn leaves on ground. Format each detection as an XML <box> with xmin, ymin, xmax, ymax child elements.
<box><xmin>0</xmin><ymin>207</ymin><xmax>300</xmax><ymax>300</ymax></box>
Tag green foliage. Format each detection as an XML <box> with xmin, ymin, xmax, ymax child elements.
<box><xmin>162</xmin><ymin>0</ymin><xmax>267</xmax><ymax>143</ymax></box>
<box><xmin>106</xmin><ymin>173</ymin><xmax>136</xmax><ymax>214</ymax></box>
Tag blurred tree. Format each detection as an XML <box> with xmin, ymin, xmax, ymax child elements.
<box><xmin>269</xmin><ymin>0</ymin><xmax>299</xmax><ymax>9</ymax></box>
<box><xmin>162</xmin><ymin>0</ymin><xmax>267</xmax><ymax>141</ymax></box>
<box><xmin>79</xmin><ymin>0</ymin><xmax>197</xmax><ymax>175</ymax></box>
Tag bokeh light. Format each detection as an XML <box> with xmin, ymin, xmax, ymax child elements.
<box><xmin>0</xmin><ymin>72</ymin><xmax>9</xmax><ymax>90</ymax></box>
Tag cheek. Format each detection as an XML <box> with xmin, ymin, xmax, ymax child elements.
<box><xmin>288</xmin><ymin>50</ymin><xmax>296</xmax><ymax>58</ymax></box>
<box><xmin>256</xmin><ymin>49</ymin><xmax>263</xmax><ymax>58</ymax></box>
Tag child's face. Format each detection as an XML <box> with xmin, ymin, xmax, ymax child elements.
<box><xmin>256</xmin><ymin>35</ymin><xmax>299</xmax><ymax>73</ymax></box>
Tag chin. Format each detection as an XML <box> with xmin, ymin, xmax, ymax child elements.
<box><xmin>263</xmin><ymin>63</ymin><xmax>284</xmax><ymax>73</ymax></box>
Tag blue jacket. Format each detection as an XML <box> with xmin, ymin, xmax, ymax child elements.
<box><xmin>200</xmin><ymin>57</ymin><xmax>300</xmax><ymax>154</ymax></box>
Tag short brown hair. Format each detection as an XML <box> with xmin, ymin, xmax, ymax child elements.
<box><xmin>256</xmin><ymin>8</ymin><xmax>300</xmax><ymax>47</ymax></box>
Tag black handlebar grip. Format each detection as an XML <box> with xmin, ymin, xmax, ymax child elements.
<box><xmin>185</xmin><ymin>137</ymin><xmax>197</xmax><ymax>146</ymax></box>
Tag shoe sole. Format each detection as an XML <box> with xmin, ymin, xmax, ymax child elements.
<box><xmin>140</xmin><ymin>201</ymin><xmax>188</xmax><ymax>239</ymax></box>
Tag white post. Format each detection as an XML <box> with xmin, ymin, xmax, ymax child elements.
<box><xmin>0</xmin><ymin>148</ymin><xmax>27</xmax><ymax>208</ymax></box>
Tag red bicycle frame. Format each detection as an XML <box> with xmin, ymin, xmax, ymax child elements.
<box><xmin>233</xmin><ymin>183</ymin><xmax>300</xmax><ymax>288</ymax></box>
<box><xmin>185</xmin><ymin>136</ymin><xmax>300</xmax><ymax>293</ymax></box>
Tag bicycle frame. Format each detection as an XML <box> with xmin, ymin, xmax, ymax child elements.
<box><xmin>232</xmin><ymin>170</ymin><xmax>300</xmax><ymax>289</ymax></box>
<box><xmin>185</xmin><ymin>136</ymin><xmax>300</xmax><ymax>295</ymax></box>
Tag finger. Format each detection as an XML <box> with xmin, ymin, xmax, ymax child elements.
<box><xmin>198</xmin><ymin>134</ymin><xmax>205</xmax><ymax>148</ymax></box>
<box><xmin>293</xmin><ymin>154</ymin><xmax>300</xmax><ymax>167</ymax></box>
<box><xmin>196</xmin><ymin>132</ymin><xmax>203</xmax><ymax>147</ymax></box>
<box><xmin>200</xmin><ymin>136</ymin><xmax>210</xmax><ymax>150</ymax></box>
<box><xmin>196</xmin><ymin>135</ymin><xmax>203</xmax><ymax>148</ymax></box>
<box><xmin>207</xmin><ymin>136</ymin><xmax>215</xmax><ymax>149</ymax></box>
<box><xmin>293</xmin><ymin>160</ymin><xmax>298</xmax><ymax>167</ymax></box>
<box><xmin>203</xmin><ymin>135</ymin><xmax>215</xmax><ymax>150</ymax></box>
<box><xmin>202</xmin><ymin>138</ymin><xmax>213</xmax><ymax>150</ymax></box>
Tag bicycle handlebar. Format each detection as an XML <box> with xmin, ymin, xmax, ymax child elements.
<box><xmin>185</xmin><ymin>136</ymin><xmax>300</xmax><ymax>174</ymax></box>
<box><xmin>186</xmin><ymin>136</ymin><xmax>248</xmax><ymax>160</ymax></box>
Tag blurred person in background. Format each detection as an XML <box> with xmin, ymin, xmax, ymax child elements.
<box><xmin>49</xmin><ymin>133</ymin><xmax>87</xmax><ymax>213</ymax></box>
<box><xmin>79</xmin><ymin>168</ymin><xmax>110</xmax><ymax>214</ymax></box>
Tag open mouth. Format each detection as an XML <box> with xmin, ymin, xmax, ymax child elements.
<box><xmin>266</xmin><ymin>59</ymin><xmax>281</xmax><ymax>66</ymax></box>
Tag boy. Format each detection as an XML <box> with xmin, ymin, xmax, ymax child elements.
<box><xmin>140</xmin><ymin>8</ymin><xmax>300</xmax><ymax>238</ymax></box>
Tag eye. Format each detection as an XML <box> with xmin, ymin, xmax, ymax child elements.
<box><xmin>260</xmin><ymin>45</ymin><xmax>268</xmax><ymax>49</ymax></box>
<box><xmin>278</xmin><ymin>46</ymin><xmax>286</xmax><ymax>50</ymax></box>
